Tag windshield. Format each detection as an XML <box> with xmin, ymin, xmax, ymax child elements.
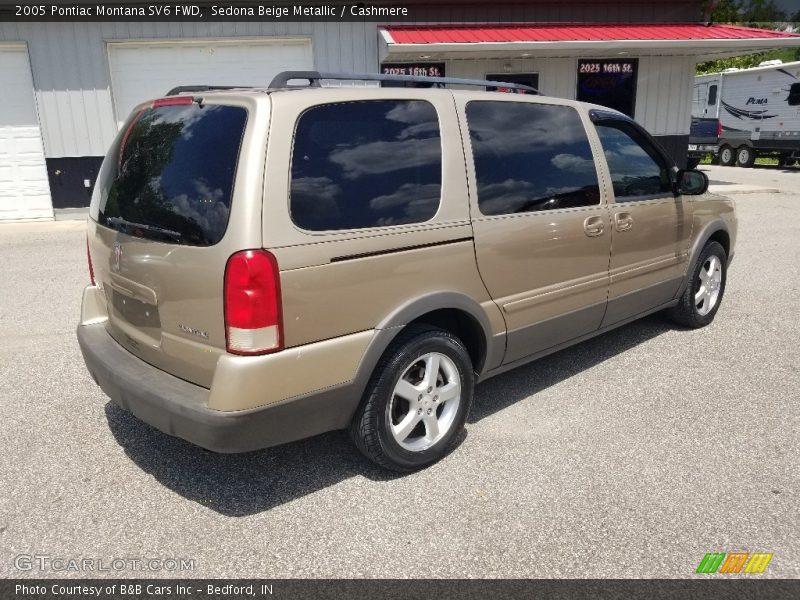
<box><xmin>97</xmin><ymin>103</ymin><xmax>247</xmax><ymax>246</ymax></box>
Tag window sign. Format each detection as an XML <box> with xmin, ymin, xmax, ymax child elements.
<box><xmin>577</xmin><ymin>59</ymin><xmax>638</xmax><ymax>117</ymax></box>
<box><xmin>380</xmin><ymin>63</ymin><xmax>446</xmax><ymax>88</ymax></box>
<box><xmin>381</xmin><ymin>63</ymin><xmax>445</xmax><ymax>77</ymax></box>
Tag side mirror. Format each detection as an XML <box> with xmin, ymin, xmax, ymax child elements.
<box><xmin>677</xmin><ymin>169</ymin><xmax>709</xmax><ymax>195</ymax></box>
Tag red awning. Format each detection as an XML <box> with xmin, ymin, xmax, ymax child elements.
<box><xmin>382</xmin><ymin>23</ymin><xmax>800</xmax><ymax>45</ymax></box>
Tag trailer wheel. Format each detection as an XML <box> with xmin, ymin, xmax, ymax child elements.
<box><xmin>719</xmin><ymin>145</ymin><xmax>735</xmax><ymax>167</ymax></box>
<box><xmin>736</xmin><ymin>145</ymin><xmax>755</xmax><ymax>168</ymax></box>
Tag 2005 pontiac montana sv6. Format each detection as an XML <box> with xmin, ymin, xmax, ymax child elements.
<box><xmin>78</xmin><ymin>71</ymin><xmax>736</xmax><ymax>472</ymax></box>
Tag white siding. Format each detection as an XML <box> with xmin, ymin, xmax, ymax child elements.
<box><xmin>447</xmin><ymin>55</ymin><xmax>695</xmax><ymax>136</ymax></box>
<box><xmin>635</xmin><ymin>55</ymin><xmax>695</xmax><ymax>136</ymax></box>
<box><xmin>0</xmin><ymin>1</ymin><xmax>701</xmax><ymax>159</ymax></box>
<box><xmin>444</xmin><ymin>57</ymin><xmax>575</xmax><ymax>100</ymax></box>
<box><xmin>0</xmin><ymin>21</ymin><xmax>380</xmax><ymax>158</ymax></box>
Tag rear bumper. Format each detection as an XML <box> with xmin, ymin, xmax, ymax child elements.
<box><xmin>77</xmin><ymin>323</ymin><xmax>361</xmax><ymax>453</ymax></box>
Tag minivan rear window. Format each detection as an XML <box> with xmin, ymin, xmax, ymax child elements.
<box><xmin>97</xmin><ymin>103</ymin><xmax>247</xmax><ymax>246</ymax></box>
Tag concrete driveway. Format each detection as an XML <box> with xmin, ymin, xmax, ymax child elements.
<box><xmin>0</xmin><ymin>165</ymin><xmax>797</xmax><ymax>579</ymax></box>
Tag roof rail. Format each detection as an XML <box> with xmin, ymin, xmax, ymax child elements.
<box><xmin>268</xmin><ymin>71</ymin><xmax>540</xmax><ymax>94</ymax></box>
<box><xmin>165</xmin><ymin>85</ymin><xmax>245</xmax><ymax>96</ymax></box>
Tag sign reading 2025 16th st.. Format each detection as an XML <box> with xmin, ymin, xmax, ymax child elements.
<box><xmin>381</xmin><ymin>63</ymin><xmax>446</xmax><ymax>78</ymax></box>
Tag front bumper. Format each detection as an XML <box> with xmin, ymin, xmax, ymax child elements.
<box><xmin>77</xmin><ymin>323</ymin><xmax>360</xmax><ymax>453</ymax></box>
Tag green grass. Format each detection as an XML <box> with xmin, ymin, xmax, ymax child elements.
<box><xmin>696</xmin><ymin>154</ymin><xmax>783</xmax><ymax>166</ymax></box>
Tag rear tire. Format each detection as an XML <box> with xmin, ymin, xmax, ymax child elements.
<box><xmin>350</xmin><ymin>326</ymin><xmax>474</xmax><ymax>472</ymax></box>
<box><xmin>736</xmin><ymin>145</ymin><xmax>755</xmax><ymax>168</ymax></box>
<box><xmin>667</xmin><ymin>241</ymin><xmax>727</xmax><ymax>329</ymax></box>
<box><xmin>719</xmin><ymin>145</ymin><xmax>735</xmax><ymax>167</ymax></box>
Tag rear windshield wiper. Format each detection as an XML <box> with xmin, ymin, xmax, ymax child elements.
<box><xmin>105</xmin><ymin>217</ymin><xmax>183</xmax><ymax>243</ymax></box>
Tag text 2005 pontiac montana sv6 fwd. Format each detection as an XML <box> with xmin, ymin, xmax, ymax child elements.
<box><xmin>78</xmin><ymin>72</ymin><xmax>736</xmax><ymax>472</ymax></box>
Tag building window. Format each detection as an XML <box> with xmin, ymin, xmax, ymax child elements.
<box><xmin>290</xmin><ymin>100</ymin><xmax>442</xmax><ymax>231</ymax></box>
<box><xmin>576</xmin><ymin>59</ymin><xmax>638</xmax><ymax>118</ymax></box>
<box><xmin>485</xmin><ymin>73</ymin><xmax>539</xmax><ymax>93</ymax></box>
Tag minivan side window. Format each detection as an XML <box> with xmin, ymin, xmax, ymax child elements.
<box><xmin>466</xmin><ymin>101</ymin><xmax>600</xmax><ymax>216</ymax></box>
<box><xmin>594</xmin><ymin>120</ymin><xmax>673</xmax><ymax>200</ymax></box>
<box><xmin>290</xmin><ymin>100</ymin><xmax>442</xmax><ymax>231</ymax></box>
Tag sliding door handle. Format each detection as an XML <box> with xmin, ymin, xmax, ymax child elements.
<box><xmin>583</xmin><ymin>216</ymin><xmax>605</xmax><ymax>237</ymax></box>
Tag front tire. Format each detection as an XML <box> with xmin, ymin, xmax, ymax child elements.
<box><xmin>667</xmin><ymin>241</ymin><xmax>727</xmax><ymax>328</ymax></box>
<box><xmin>350</xmin><ymin>327</ymin><xmax>474</xmax><ymax>472</ymax></box>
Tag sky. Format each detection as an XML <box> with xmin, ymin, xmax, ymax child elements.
<box><xmin>774</xmin><ymin>0</ymin><xmax>800</xmax><ymax>17</ymax></box>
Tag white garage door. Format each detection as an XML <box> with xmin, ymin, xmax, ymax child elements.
<box><xmin>0</xmin><ymin>45</ymin><xmax>52</xmax><ymax>221</ymax></box>
<box><xmin>108</xmin><ymin>39</ymin><xmax>314</xmax><ymax>125</ymax></box>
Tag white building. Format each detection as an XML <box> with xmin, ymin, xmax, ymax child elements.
<box><xmin>1</xmin><ymin>0</ymin><xmax>798</xmax><ymax>220</ymax></box>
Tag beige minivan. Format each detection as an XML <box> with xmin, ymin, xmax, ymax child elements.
<box><xmin>78</xmin><ymin>72</ymin><xmax>736</xmax><ymax>471</ymax></box>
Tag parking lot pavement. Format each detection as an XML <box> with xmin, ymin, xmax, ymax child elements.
<box><xmin>702</xmin><ymin>163</ymin><xmax>800</xmax><ymax>194</ymax></box>
<box><xmin>0</xmin><ymin>168</ymin><xmax>798</xmax><ymax>579</ymax></box>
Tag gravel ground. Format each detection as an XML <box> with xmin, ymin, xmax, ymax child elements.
<box><xmin>0</xmin><ymin>166</ymin><xmax>797</xmax><ymax>579</ymax></box>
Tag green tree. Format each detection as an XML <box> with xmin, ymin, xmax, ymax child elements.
<box><xmin>740</xmin><ymin>0</ymin><xmax>786</xmax><ymax>22</ymax></box>
<box><xmin>704</xmin><ymin>0</ymin><xmax>742</xmax><ymax>22</ymax></box>
<box><xmin>697</xmin><ymin>0</ymin><xmax>798</xmax><ymax>74</ymax></box>
<box><xmin>703</xmin><ymin>0</ymin><xmax>788</xmax><ymax>23</ymax></box>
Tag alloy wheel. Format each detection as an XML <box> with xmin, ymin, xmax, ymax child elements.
<box><xmin>387</xmin><ymin>352</ymin><xmax>461</xmax><ymax>452</ymax></box>
<box><xmin>695</xmin><ymin>255</ymin><xmax>722</xmax><ymax>316</ymax></box>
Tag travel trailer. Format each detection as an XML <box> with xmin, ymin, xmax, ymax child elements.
<box><xmin>692</xmin><ymin>60</ymin><xmax>800</xmax><ymax>167</ymax></box>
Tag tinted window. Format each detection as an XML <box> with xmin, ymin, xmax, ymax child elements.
<box><xmin>594</xmin><ymin>121</ymin><xmax>672</xmax><ymax>200</ymax></box>
<box><xmin>789</xmin><ymin>82</ymin><xmax>800</xmax><ymax>106</ymax></box>
<box><xmin>290</xmin><ymin>100</ymin><xmax>441</xmax><ymax>230</ymax></box>
<box><xmin>708</xmin><ymin>84</ymin><xmax>718</xmax><ymax>106</ymax></box>
<box><xmin>466</xmin><ymin>101</ymin><xmax>600</xmax><ymax>215</ymax></box>
<box><xmin>98</xmin><ymin>104</ymin><xmax>246</xmax><ymax>246</ymax></box>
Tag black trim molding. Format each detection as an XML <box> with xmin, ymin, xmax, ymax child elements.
<box><xmin>330</xmin><ymin>237</ymin><xmax>473</xmax><ymax>263</ymax></box>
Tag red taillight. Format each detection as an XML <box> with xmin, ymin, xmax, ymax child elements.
<box><xmin>224</xmin><ymin>250</ymin><xmax>283</xmax><ymax>355</ymax></box>
<box><xmin>152</xmin><ymin>96</ymin><xmax>194</xmax><ymax>108</ymax></box>
<box><xmin>717</xmin><ymin>120</ymin><xmax>723</xmax><ymax>138</ymax></box>
<box><xmin>86</xmin><ymin>235</ymin><xmax>95</xmax><ymax>285</ymax></box>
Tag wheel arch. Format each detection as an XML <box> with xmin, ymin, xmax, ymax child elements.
<box><xmin>346</xmin><ymin>293</ymin><xmax>500</xmax><ymax>416</ymax></box>
<box><xmin>676</xmin><ymin>221</ymin><xmax>731</xmax><ymax>298</ymax></box>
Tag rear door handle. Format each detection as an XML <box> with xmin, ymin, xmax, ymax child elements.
<box><xmin>615</xmin><ymin>212</ymin><xmax>634</xmax><ymax>232</ymax></box>
<box><xmin>583</xmin><ymin>216</ymin><xmax>605</xmax><ymax>237</ymax></box>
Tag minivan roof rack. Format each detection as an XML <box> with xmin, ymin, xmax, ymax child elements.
<box><xmin>165</xmin><ymin>85</ymin><xmax>244</xmax><ymax>96</ymax></box>
<box><xmin>268</xmin><ymin>71</ymin><xmax>540</xmax><ymax>94</ymax></box>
